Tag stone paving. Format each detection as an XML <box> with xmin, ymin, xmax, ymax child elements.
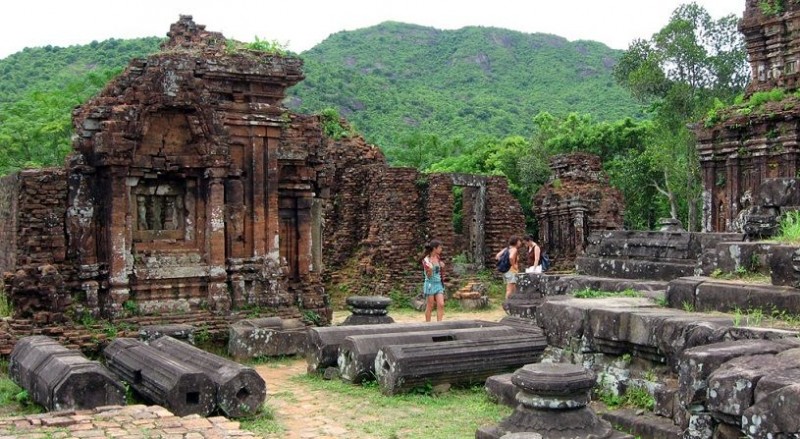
<box><xmin>0</xmin><ymin>404</ymin><xmax>258</xmax><ymax>439</ymax></box>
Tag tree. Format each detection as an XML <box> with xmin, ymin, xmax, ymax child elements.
<box><xmin>614</xmin><ymin>2</ymin><xmax>747</xmax><ymax>231</ymax></box>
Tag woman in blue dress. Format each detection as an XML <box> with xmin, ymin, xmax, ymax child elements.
<box><xmin>422</xmin><ymin>239</ymin><xmax>445</xmax><ymax>322</ymax></box>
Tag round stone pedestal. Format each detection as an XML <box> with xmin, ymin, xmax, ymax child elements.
<box><xmin>342</xmin><ymin>296</ymin><xmax>394</xmax><ymax>325</ymax></box>
<box><xmin>477</xmin><ymin>363</ymin><xmax>616</xmax><ymax>439</ymax></box>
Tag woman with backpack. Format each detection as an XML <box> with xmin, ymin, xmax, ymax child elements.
<box><xmin>495</xmin><ymin>236</ymin><xmax>521</xmax><ymax>299</ymax></box>
<box><xmin>422</xmin><ymin>239</ymin><xmax>446</xmax><ymax>322</ymax></box>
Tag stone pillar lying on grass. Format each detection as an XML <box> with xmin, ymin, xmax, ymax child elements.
<box><xmin>476</xmin><ymin>363</ymin><xmax>619</xmax><ymax>439</ymax></box>
<box><xmin>104</xmin><ymin>338</ymin><xmax>216</xmax><ymax>416</ymax></box>
<box><xmin>305</xmin><ymin>320</ymin><xmax>497</xmax><ymax>374</ymax></box>
<box><xmin>375</xmin><ymin>335</ymin><xmax>546</xmax><ymax>395</ymax></box>
<box><xmin>338</xmin><ymin>326</ymin><xmax>523</xmax><ymax>384</ymax></box>
<box><xmin>9</xmin><ymin>335</ymin><xmax>125</xmax><ymax>411</ymax></box>
<box><xmin>150</xmin><ymin>336</ymin><xmax>266</xmax><ymax>418</ymax></box>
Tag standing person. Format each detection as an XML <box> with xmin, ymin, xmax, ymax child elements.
<box><xmin>422</xmin><ymin>239</ymin><xmax>446</xmax><ymax>322</ymax></box>
<box><xmin>496</xmin><ymin>236</ymin><xmax>522</xmax><ymax>299</ymax></box>
<box><xmin>523</xmin><ymin>235</ymin><xmax>542</xmax><ymax>273</ymax></box>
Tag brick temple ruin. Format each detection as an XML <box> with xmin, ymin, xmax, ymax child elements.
<box><xmin>532</xmin><ymin>153</ymin><xmax>624</xmax><ymax>270</ymax></box>
<box><xmin>696</xmin><ymin>0</ymin><xmax>800</xmax><ymax>232</ymax></box>
<box><xmin>0</xmin><ymin>16</ymin><xmax>523</xmax><ymax>342</ymax></box>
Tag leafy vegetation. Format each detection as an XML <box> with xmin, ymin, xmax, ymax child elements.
<box><xmin>776</xmin><ymin>210</ymin><xmax>800</xmax><ymax>244</ymax></box>
<box><xmin>573</xmin><ymin>288</ymin><xmax>642</xmax><ymax>299</ymax></box>
<box><xmin>0</xmin><ymin>5</ymin><xmax>746</xmax><ymax>233</ymax></box>
<box><xmin>709</xmin><ymin>267</ymin><xmax>770</xmax><ymax>283</ymax></box>
<box><xmin>614</xmin><ymin>4</ymin><xmax>747</xmax><ymax>231</ymax></box>
<box><xmin>595</xmin><ymin>379</ymin><xmax>655</xmax><ymax>411</ymax></box>
<box><xmin>0</xmin><ymin>361</ymin><xmax>43</xmax><ymax>417</ymax></box>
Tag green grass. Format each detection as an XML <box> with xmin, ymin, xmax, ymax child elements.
<box><xmin>709</xmin><ymin>267</ymin><xmax>770</xmax><ymax>283</ymax></box>
<box><xmin>776</xmin><ymin>210</ymin><xmax>800</xmax><ymax>244</ymax></box>
<box><xmin>238</xmin><ymin>403</ymin><xmax>285</xmax><ymax>436</ymax></box>
<box><xmin>287</xmin><ymin>374</ymin><xmax>511</xmax><ymax>439</ymax></box>
<box><xmin>0</xmin><ymin>284</ymin><xmax>10</xmax><ymax>318</ymax></box>
<box><xmin>0</xmin><ymin>365</ymin><xmax>43</xmax><ymax>417</ymax></box>
<box><xmin>573</xmin><ymin>288</ymin><xmax>642</xmax><ymax>299</ymax></box>
<box><xmin>596</xmin><ymin>382</ymin><xmax>655</xmax><ymax>411</ymax></box>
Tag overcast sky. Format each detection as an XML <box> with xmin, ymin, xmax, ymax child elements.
<box><xmin>1</xmin><ymin>0</ymin><xmax>744</xmax><ymax>60</ymax></box>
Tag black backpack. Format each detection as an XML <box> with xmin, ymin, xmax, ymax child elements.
<box><xmin>496</xmin><ymin>248</ymin><xmax>511</xmax><ymax>273</ymax></box>
<box><xmin>541</xmin><ymin>252</ymin><xmax>551</xmax><ymax>272</ymax></box>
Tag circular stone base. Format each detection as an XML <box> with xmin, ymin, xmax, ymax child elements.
<box><xmin>346</xmin><ymin>295</ymin><xmax>392</xmax><ymax>309</ymax></box>
<box><xmin>341</xmin><ymin>314</ymin><xmax>395</xmax><ymax>326</ymax></box>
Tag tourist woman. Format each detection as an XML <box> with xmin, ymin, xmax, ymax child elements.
<box><xmin>422</xmin><ymin>239</ymin><xmax>446</xmax><ymax>322</ymax></box>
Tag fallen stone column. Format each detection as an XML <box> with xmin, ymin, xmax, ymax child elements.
<box><xmin>374</xmin><ymin>335</ymin><xmax>546</xmax><ymax>395</ymax></box>
<box><xmin>149</xmin><ymin>336</ymin><xmax>266</xmax><ymax>418</ymax></box>
<box><xmin>9</xmin><ymin>335</ymin><xmax>125</xmax><ymax>411</ymax></box>
<box><xmin>104</xmin><ymin>338</ymin><xmax>216</xmax><ymax>416</ymax></box>
<box><xmin>338</xmin><ymin>326</ymin><xmax>524</xmax><ymax>383</ymax></box>
<box><xmin>306</xmin><ymin>320</ymin><xmax>497</xmax><ymax>374</ymax></box>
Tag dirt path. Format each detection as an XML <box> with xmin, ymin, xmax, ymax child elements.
<box><xmin>256</xmin><ymin>307</ymin><xmax>507</xmax><ymax>438</ymax></box>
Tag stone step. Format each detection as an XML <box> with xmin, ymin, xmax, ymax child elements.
<box><xmin>601</xmin><ymin>409</ymin><xmax>682</xmax><ymax>439</ymax></box>
<box><xmin>576</xmin><ymin>256</ymin><xmax>695</xmax><ymax>281</ymax></box>
<box><xmin>508</xmin><ymin>273</ymin><xmax>667</xmax><ymax>318</ymax></box>
<box><xmin>484</xmin><ymin>373</ymin><xmax>516</xmax><ymax>407</ymax></box>
<box><xmin>535</xmin><ymin>296</ymin><xmax>798</xmax><ymax>371</ymax></box>
<box><xmin>667</xmin><ymin>276</ymin><xmax>800</xmax><ymax>314</ymax></box>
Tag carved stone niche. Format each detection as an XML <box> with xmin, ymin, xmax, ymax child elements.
<box><xmin>132</xmin><ymin>179</ymin><xmax>193</xmax><ymax>243</ymax></box>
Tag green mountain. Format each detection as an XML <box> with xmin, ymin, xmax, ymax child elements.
<box><xmin>0</xmin><ymin>22</ymin><xmax>644</xmax><ymax>173</ymax></box>
<box><xmin>287</xmin><ymin>21</ymin><xmax>645</xmax><ymax>149</ymax></box>
<box><xmin>0</xmin><ymin>37</ymin><xmax>163</xmax><ymax>103</ymax></box>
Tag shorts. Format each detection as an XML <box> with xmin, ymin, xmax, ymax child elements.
<box><xmin>503</xmin><ymin>270</ymin><xmax>517</xmax><ymax>284</ymax></box>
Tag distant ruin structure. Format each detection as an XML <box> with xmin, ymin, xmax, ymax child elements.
<box><xmin>0</xmin><ymin>16</ymin><xmax>523</xmax><ymax>340</ymax></box>
<box><xmin>696</xmin><ymin>0</ymin><xmax>800</xmax><ymax>232</ymax></box>
<box><xmin>532</xmin><ymin>153</ymin><xmax>624</xmax><ymax>269</ymax></box>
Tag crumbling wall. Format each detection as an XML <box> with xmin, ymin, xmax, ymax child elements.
<box><xmin>0</xmin><ymin>173</ymin><xmax>20</xmax><ymax>275</ymax></box>
<box><xmin>533</xmin><ymin>153</ymin><xmax>624</xmax><ymax>269</ymax></box>
<box><xmin>485</xmin><ymin>177</ymin><xmax>526</xmax><ymax>262</ymax></box>
<box><xmin>740</xmin><ymin>0</ymin><xmax>800</xmax><ymax>94</ymax></box>
<box><xmin>0</xmin><ymin>170</ymin><xmax>73</xmax><ymax>321</ymax></box>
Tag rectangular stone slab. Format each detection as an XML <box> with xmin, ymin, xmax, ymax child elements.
<box><xmin>305</xmin><ymin>320</ymin><xmax>498</xmax><ymax>374</ymax></box>
<box><xmin>707</xmin><ymin>354</ymin><xmax>784</xmax><ymax>425</ymax></box>
<box><xmin>338</xmin><ymin>326</ymin><xmax>524</xmax><ymax>383</ymax></box>
<box><xmin>150</xmin><ymin>336</ymin><xmax>266</xmax><ymax>418</ymax></box>
<box><xmin>104</xmin><ymin>338</ymin><xmax>216</xmax><ymax>417</ymax></box>
<box><xmin>228</xmin><ymin>317</ymin><xmax>306</xmax><ymax>360</ymax></box>
<box><xmin>374</xmin><ymin>335</ymin><xmax>546</xmax><ymax>395</ymax></box>
<box><xmin>678</xmin><ymin>340</ymin><xmax>789</xmax><ymax>407</ymax></box>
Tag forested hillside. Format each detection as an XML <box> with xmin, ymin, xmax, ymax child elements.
<box><xmin>289</xmin><ymin>21</ymin><xmax>644</xmax><ymax>150</ymax></box>
<box><xmin>0</xmin><ymin>38</ymin><xmax>162</xmax><ymax>103</ymax></box>
<box><xmin>2</xmin><ymin>9</ymin><xmax>737</xmax><ymax>232</ymax></box>
<box><xmin>0</xmin><ymin>22</ymin><xmax>642</xmax><ymax>173</ymax></box>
